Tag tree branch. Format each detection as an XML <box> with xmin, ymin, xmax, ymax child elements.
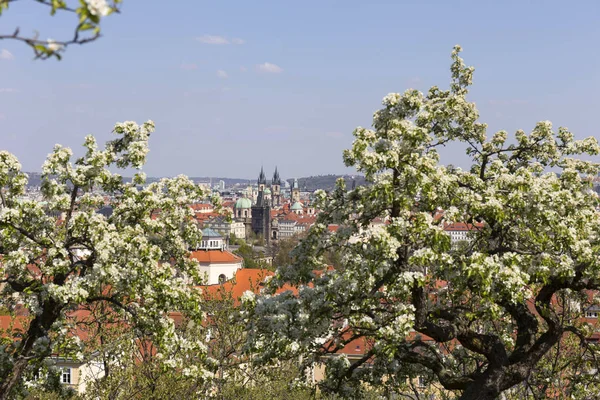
<box><xmin>398</xmin><ymin>341</ymin><xmax>475</xmax><ymax>390</ymax></box>
<box><xmin>87</xmin><ymin>295</ymin><xmax>138</xmax><ymax>318</ymax></box>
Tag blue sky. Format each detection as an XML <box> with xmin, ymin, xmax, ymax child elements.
<box><xmin>1</xmin><ymin>0</ymin><xmax>599</xmax><ymax>179</ymax></box>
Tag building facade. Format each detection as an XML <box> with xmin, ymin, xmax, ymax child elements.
<box><xmin>204</xmin><ymin>216</ymin><xmax>245</xmax><ymax>239</ymax></box>
<box><xmin>191</xmin><ymin>228</ymin><xmax>243</xmax><ymax>284</ymax></box>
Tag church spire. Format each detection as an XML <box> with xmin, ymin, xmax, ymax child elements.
<box><xmin>258</xmin><ymin>166</ymin><xmax>266</xmax><ymax>186</ymax></box>
<box><xmin>272</xmin><ymin>167</ymin><xmax>281</xmax><ymax>185</ymax></box>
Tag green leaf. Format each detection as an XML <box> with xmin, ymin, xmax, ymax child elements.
<box><xmin>0</xmin><ymin>0</ymin><xmax>9</xmax><ymax>15</ymax></box>
<box><xmin>79</xmin><ymin>23</ymin><xmax>95</xmax><ymax>31</ymax></box>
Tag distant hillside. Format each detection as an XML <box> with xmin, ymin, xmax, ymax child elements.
<box><xmin>23</xmin><ymin>173</ymin><xmax>254</xmax><ymax>188</ymax></box>
<box><xmin>287</xmin><ymin>175</ymin><xmax>367</xmax><ymax>192</ymax></box>
<box><xmin>187</xmin><ymin>177</ymin><xmax>254</xmax><ymax>186</ymax></box>
<box><xmin>23</xmin><ymin>172</ymin><xmax>367</xmax><ymax>191</ymax></box>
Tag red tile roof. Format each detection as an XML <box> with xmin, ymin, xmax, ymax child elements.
<box><xmin>222</xmin><ymin>200</ymin><xmax>236</xmax><ymax>208</ymax></box>
<box><xmin>190</xmin><ymin>203</ymin><xmax>214</xmax><ymax>211</ymax></box>
<box><xmin>443</xmin><ymin>222</ymin><xmax>484</xmax><ymax>232</ymax></box>
<box><xmin>327</xmin><ymin>224</ymin><xmax>339</xmax><ymax>232</ymax></box>
<box><xmin>0</xmin><ymin>316</ymin><xmax>27</xmax><ymax>332</ymax></box>
<box><xmin>190</xmin><ymin>250</ymin><xmax>242</xmax><ymax>264</ymax></box>
<box><xmin>201</xmin><ymin>269</ymin><xmax>273</xmax><ymax>302</ymax></box>
<box><xmin>193</xmin><ymin>212</ymin><xmax>223</xmax><ymax>224</ymax></box>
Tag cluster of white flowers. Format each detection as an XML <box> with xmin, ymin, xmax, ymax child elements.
<box><xmin>0</xmin><ymin>119</ymin><xmax>221</xmax><ymax>393</ymax></box>
<box><xmin>85</xmin><ymin>0</ymin><xmax>111</xmax><ymax>16</ymax></box>
<box><xmin>240</xmin><ymin>290</ymin><xmax>256</xmax><ymax>305</ymax></box>
<box><xmin>46</xmin><ymin>39</ymin><xmax>63</xmax><ymax>52</ymax></box>
<box><xmin>244</xmin><ymin>46</ymin><xmax>600</xmax><ymax>395</ymax></box>
<box><xmin>0</xmin><ymin>150</ymin><xmax>22</xmax><ymax>173</ymax></box>
<box><xmin>377</xmin><ymin>307</ymin><xmax>415</xmax><ymax>341</ymax></box>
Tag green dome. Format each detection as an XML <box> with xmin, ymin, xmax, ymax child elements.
<box><xmin>235</xmin><ymin>197</ymin><xmax>252</xmax><ymax>209</ymax></box>
<box><xmin>291</xmin><ymin>201</ymin><xmax>303</xmax><ymax>211</ymax></box>
<box><xmin>264</xmin><ymin>188</ymin><xmax>271</xmax><ymax>194</ymax></box>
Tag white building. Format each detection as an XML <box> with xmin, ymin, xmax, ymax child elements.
<box><xmin>204</xmin><ymin>216</ymin><xmax>245</xmax><ymax>239</ymax></box>
<box><xmin>190</xmin><ymin>228</ymin><xmax>243</xmax><ymax>285</ymax></box>
<box><xmin>443</xmin><ymin>222</ymin><xmax>483</xmax><ymax>246</ymax></box>
<box><xmin>278</xmin><ymin>219</ymin><xmax>298</xmax><ymax>238</ymax></box>
<box><xmin>29</xmin><ymin>355</ymin><xmax>105</xmax><ymax>395</ymax></box>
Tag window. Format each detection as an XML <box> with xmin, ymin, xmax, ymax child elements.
<box><xmin>417</xmin><ymin>376</ymin><xmax>426</xmax><ymax>388</ymax></box>
<box><xmin>61</xmin><ymin>368</ymin><xmax>71</xmax><ymax>384</ymax></box>
<box><xmin>586</xmin><ymin>311</ymin><xmax>598</xmax><ymax>318</ymax></box>
<box><xmin>218</xmin><ymin>274</ymin><xmax>226</xmax><ymax>284</ymax></box>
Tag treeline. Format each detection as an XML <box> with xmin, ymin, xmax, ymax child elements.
<box><xmin>24</xmin><ymin>172</ymin><xmax>367</xmax><ymax>191</ymax></box>
<box><xmin>23</xmin><ymin>173</ymin><xmax>254</xmax><ymax>188</ymax></box>
<box><xmin>286</xmin><ymin>174</ymin><xmax>367</xmax><ymax>192</ymax></box>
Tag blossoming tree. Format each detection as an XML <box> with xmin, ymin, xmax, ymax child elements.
<box><xmin>0</xmin><ymin>0</ymin><xmax>120</xmax><ymax>59</ymax></box>
<box><xmin>0</xmin><ymin>121</ymin><xmax>212</xmax><ymax>398</ymax></box>
<box><xmin>246</xmin><ymin>47</ymin><xmax>600</xmax><ymax>399</ymax></box>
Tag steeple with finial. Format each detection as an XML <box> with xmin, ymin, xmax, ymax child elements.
<box><xmin>258</xmin><ymin>166</ymin><xmax>266</xmax><ymax>192</ymax></box>
<box><xmin>271</xmin><ymin>167</ymin><xmax>282</xmax><ymax>207</ymax></box>
<box><xmin>272</xmin><ymin>167</ymin><xmax>281</xmax><ymax>186</ymax></box>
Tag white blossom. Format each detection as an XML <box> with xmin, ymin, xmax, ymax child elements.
<box><xmin>85</xmin><ymin>0</ymin><xmax>111</xmax><ymax>16</ymax></box>
<box><xmin>46</xmin><ymin>39</ymin><xmax>63</xmax><ymax>52</ymax></box>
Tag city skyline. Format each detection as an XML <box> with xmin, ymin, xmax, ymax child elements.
<box><xmin>1</xmin><ymin>0</ymin><xmax>599</xmax><ymax>178</ymax></box>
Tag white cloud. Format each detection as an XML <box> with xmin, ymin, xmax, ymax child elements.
<box><xmin>0</xmin><ymin>49</ymin><xmax>14</xmax><ymax>60</ymax></box>
<box><xmin>180</xmin><ymin>63</ymin><xmax>198</xmax><ymax>70</ymax></box>
<box><xmin>0</xmin><ymin>88</ymin><xmax>18</xmax><ymax>93</ymax></box>
<box><xmin>196</xmin><ymin>35</ymin><xmax>230</xmax><ymax>45</ymax></box>
<box><xmin>217</xmin><ymin>70</ymin><xmax>228</xmax><ymax>79</ymax></box>
<box><xmin>0</xmin><ymin>113</ymin><xmax>5</xmax><ymax>120</ymax></box>
<box><xmin>239</xmin><ymin>66</ymin><xmax>247</xmax><ymax>72</ymax></box>
<box><xmin>196</xmin><ymin>35</ymin><xmax>245</xmax><ymax>45</ymax></box>
<box><xmin>257</xmin><ymin>62</ymin><xmax>283</xmax><ymax>74</ymax></box>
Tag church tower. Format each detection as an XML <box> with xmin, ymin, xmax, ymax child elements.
<box><xmin>258</xmin><ymin>167</ymin><xmax>267</xmax><ymax>192</ymax></box>
<box><xmin>272</xmin><ymin>167</ymin><xmax>282</xmax><ymax>207</ymax></box>
<box><xmin>292</xmin><ymin>178</ymin><xmax>300</xmax><ymax>203</ymax></box>
<box><xmin>252</xmin><ymin>174</ymin><xmax>271</xmax><ymax>245</ymax></box>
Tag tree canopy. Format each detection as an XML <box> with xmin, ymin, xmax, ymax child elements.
<box><xmin>245</xmin><ymin>46</ymin><xmax>600</xmax><ymax>399</ymax></box>
<box><xmin>0</xmin><ymin>121</ymin><xmax>213</xmax><ymax>398</ymax></box>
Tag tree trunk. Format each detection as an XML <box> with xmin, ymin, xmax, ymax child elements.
<box><xmin>458</xmin><ymin>370</ymin><xmax>505</xmax><ymax>400</ymax></box>
<box><xmin>0</xmin><ymin>358</ymin><xmax>30</xmax><ymax>399</ymax></box>
<box><xmin>459</xmin><ymin>384</ymin><xmax>502</xmax><ymax>400</ymax></box>
<box><xmin>0</xmin><ymin>300</ymin><xmax>62</xmax><ymax>399</ymax></box>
